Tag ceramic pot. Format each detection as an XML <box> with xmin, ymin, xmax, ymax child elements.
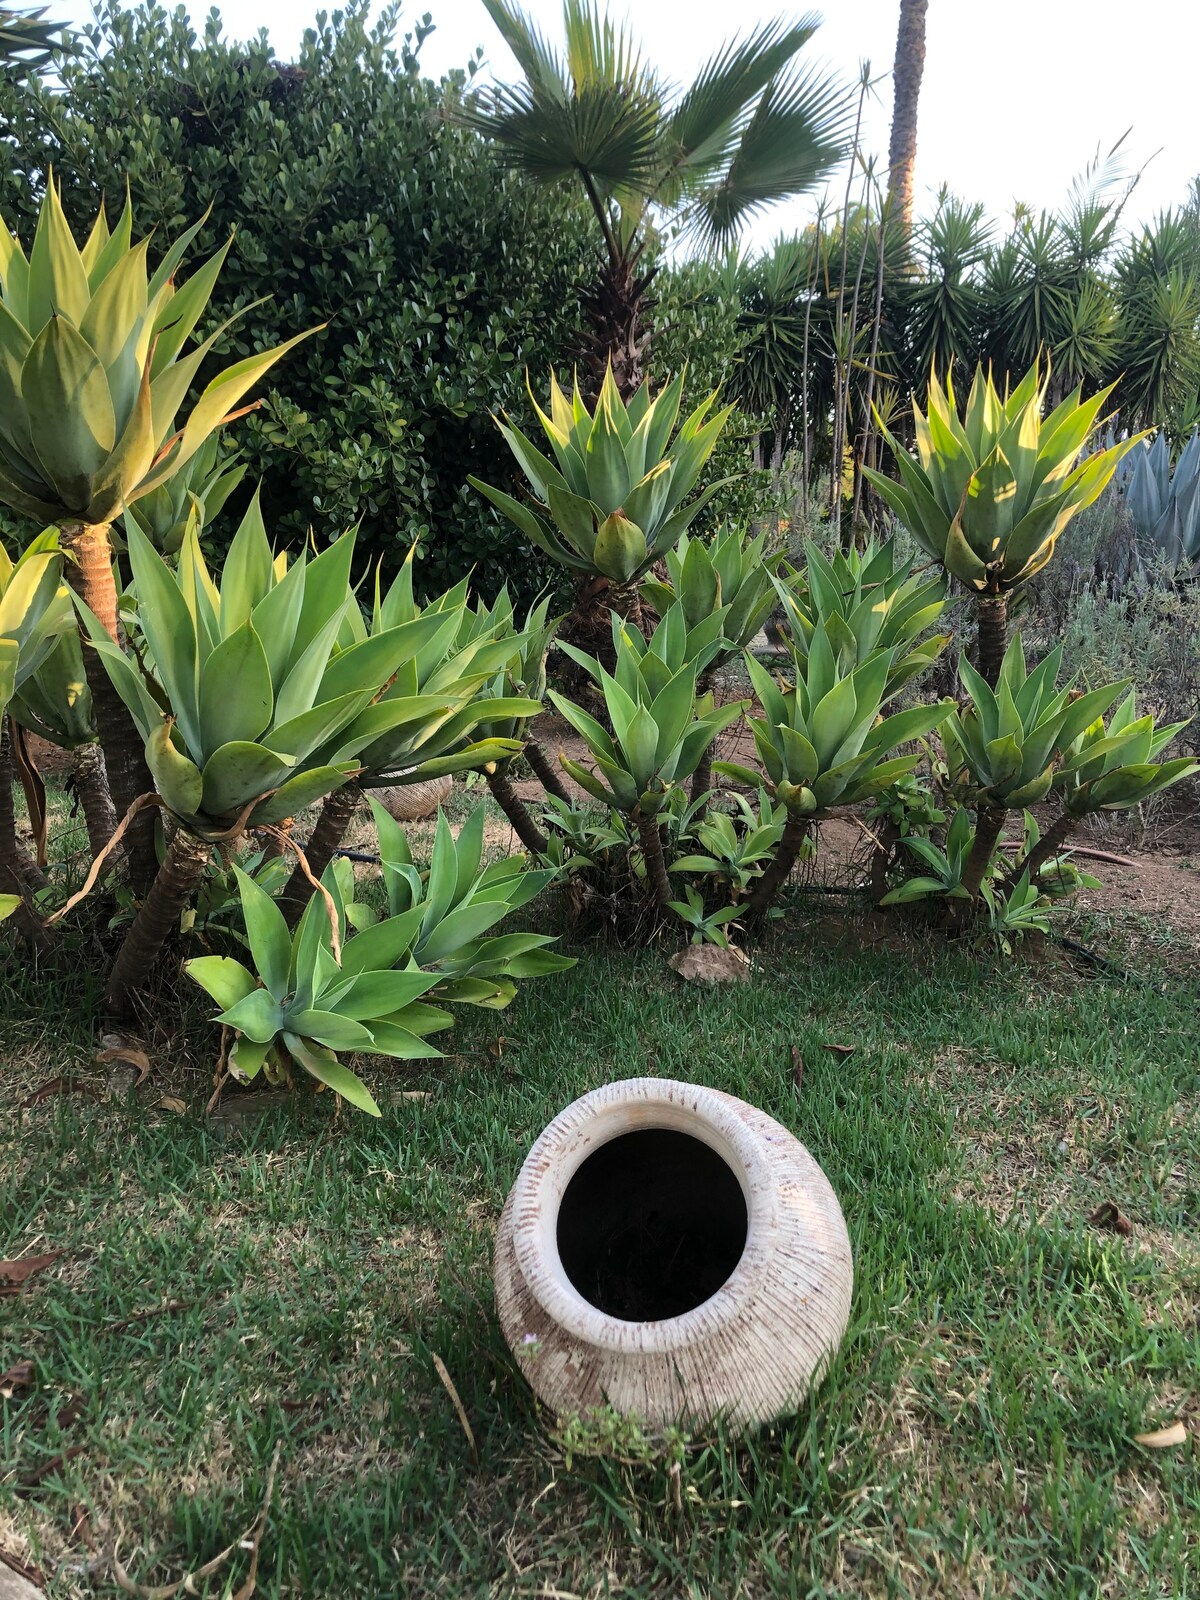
<box><xmin>372</xmin><ymin>774</ymin><xmax>453</xmax><ymax>822</ymax></box>
<box><xmin>494</xmin><ymin>1077</ymin><xmax>853</xmax><ymax>1428</ymax></box>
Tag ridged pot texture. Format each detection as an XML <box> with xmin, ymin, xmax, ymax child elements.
<box><xmin>494</xmin><ymin>1077</ymin><xmax>853</xmax><ymax>1429</ymax></box>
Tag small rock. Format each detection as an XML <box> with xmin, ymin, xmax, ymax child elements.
<box><xmin>0</xmin><ymin>1562</ymin><xmax>44</xmax><ymax>1599</ymax></box>
<box><xmin>668</xmin><ymin>945</ymin><xmax>750</xmax><ymax>984</ymax></box>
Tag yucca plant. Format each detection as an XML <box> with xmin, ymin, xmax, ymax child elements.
<box><xmin>185</xmin><ymin>865</ymin><xmax>454</xmax><ymax>1118</ymax></box>
<box><xmin>940</xmin><ymin>637</ymin><xmax>1127</xmax><ymax>903</ymax></box>
<box><xmin>774</xmin><ymin>537</ymin><xmax>950</xmax><ymax>696</ymax></box>
<box><xmin>864</xmin><ymin>360</ymin><xmax>1141</xmax><ymax>684</ymax></box>
<box><xmin>278</xmin><ymin>553</ymin><xmax>542</xmax><ymax>916</ymax></box>
<box><xmin>471</xmin><ymin>366</ymin><xmax>736</xmax><ymax>589</ymax></box>
<box><xmin>0</xmin><ymin>180</ymin><xmax>313</xmax><ymax>868</ymax></box>
<box><xmin>82</xmin><ymin>505</ymin><xmax>460</xmax><ymax>1014</ymax></box>
<box><xmin>547</xmin><ymin>605</ymin><xmax>746</xmax><ymax>907</ymax></box>
<box><xmin>717</xmin><ymin>634</ymin><xmax>952</xmax><ymax>919</ymax></box>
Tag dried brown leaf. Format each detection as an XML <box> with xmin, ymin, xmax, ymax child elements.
<box><xmin>20</xmin><ymin>1076</ymin><xmax>99</xmax><ymax>1109</ymax></box>
<box><xmin>1134</xmin><ymin>1421</ymin><xmax>1187</xmax><ymax>1448</ymax></box>
<box><xmin>668</xmin><ymin>945</ymin><xmax>750</xmax><ymax>984</ymax></box>
<box><xmin>791</xmin><ymin>1045</ymin><xmax>804</xmax><ymax>1094</ymax></box>
<box><xmin>156</xmin><ymin>1096</ymin><xmax>187</xmax><ymax>1115</ymax></box>
<box><xmin>823</xmin><ymin>1041</ymin><xmax>856</xmax><ymax>1057</ymax></box>
<box><xmin>96</xmin><ymin>1045</ymin><xmax>151</xmax><ymax>1085</ymax></box>
<box><xmin>1088</xmin><ymin>1201</ymin><xmax>1134</xmax><ymax>1236</ymax></box>
<box><xmin>0</xmin><ymin>1359</ymin><xmax>35</xmax><ymax>1397</ymax></box>
<box><xmin>0</xmin><ymin>1252</ymin><xmax>63</xmax><ymax>1296</ymax></box>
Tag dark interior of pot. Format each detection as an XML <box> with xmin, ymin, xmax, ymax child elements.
<box><xmin>556</xmin><ymin>1128</ymin><xmax>748</xmax><ymax>1321</ymax></box>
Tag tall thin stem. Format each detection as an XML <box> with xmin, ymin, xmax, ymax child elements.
<box><xmin>852</xmin><ymin>191</ymin><xmax>890</xmax><ymax>528</ymax></box>
<box><xmin>487</xmin><ymin>764</ymin><xmax>548</xmax><ymax>855</ymax></box>
<box><xmin>636</xmin><ymin>808</ymin><xmax>672</xmax><ymax>909</ymax></box>
<box><xmin>745</xmin><ymin>813</ymin><xmax>810</xmax><ymax>922</ymax></box>
<box><xmin>830</xmin><ymin>66</ymin><xmax>871</xmax><ymax>526</ymax></box>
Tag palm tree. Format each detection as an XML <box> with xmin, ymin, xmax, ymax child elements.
<box><xmin>0</xmin><ymin>6</ymin><xmax>67</xmax><ymax>72</ymax></box>
<box><xmin>467</xmin><ymin>0</ymin><xmax>848</xmax><ymax>399</ymax></box>
<box><xmin>885</xmin><ymin>0</ymin><xmax>928</xmax><ymax>251</ymax></box>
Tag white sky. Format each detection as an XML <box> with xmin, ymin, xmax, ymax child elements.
<box><xmin>55</xmin><ymin>0</ymin><xmax>1197</xmax><ymax>255</ymax></box>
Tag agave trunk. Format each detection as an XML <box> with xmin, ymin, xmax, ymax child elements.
<box><xmin>487</xmin><ymin>765</ymin><xmax>548</xmax><ymax>855</ymax></box>
<box><xmin>280</xmin><ymin>783</ymin><xmax>361</xmax><ymax>926</ymax></box>
<box><xmin>961</xmin><ymin>805</ymin><xmax>1007</xmax><ymax>904</ymax></box>
<box><xmin>104</xmin><ymin>828</ymin><xmax>213</xmax><ymax>1018</ymax></box>
<box><xmin>689</xmin><ymin>672</ymin><xmax>717</xmax><ymax>804</ymax></box>
<box><xmin>636</xmin><ymin>808</ymin><xmax>672</xmax><ymax>910</ymax></box>
<box><xmin>1005</xmin><ymin>811</ymin><xmax>1075</xmax><ymax>896</ymax></box>
<box><xmin>975</xmin><ymin>594</ymin><xmax>1009</xmax><ymax>689</ymax></box>
<box><xmin>0</xmin><ymin>721</ymin><xmax>52</xmax><ymax>951</ymax></box>
<box><xmin>525</xmin><ymin>738</ymin><xmax>572</xmax><ymax>804</ymax></box>
<box><xmin>870</xmin><ymin>818</ymin><xmax>901</xmax><ymax>905</ymax></box>
<box><xmin>745</xmin><ymin>814</ymin><xmax>811</xmax><ymax>923</ymax></box>
<box><xmin>73</xmin><ymin>742</ymin><xmax>119</xmax><ymax>860</ymax></box>
<box><xmin>61</xmin><ymin>521</ymin><xmax>158</xmax><ymax>891</ymax></box>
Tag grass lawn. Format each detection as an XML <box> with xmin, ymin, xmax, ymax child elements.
<box><xmin>2</xmin><ymin>795</ymin><xmax>1198</xmax><ymax>1598</ymax></box>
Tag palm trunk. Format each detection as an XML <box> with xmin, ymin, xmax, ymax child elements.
<box><xmin>745</xmin><ymin>814</ymin><xmax>810</xmax><ymax>922</ymax></box>
<box><xmin>961</xmin><ymin>805</ymin><xmax>1006</xmax><ymax>904</ymax></box>
<box><xmin>1005</xmin><ymin>812</ymin><xmax>1075</xmax><ymax>895</ymax></box>
<box><xmin>280</xmin><ymin>783</ymin><xmax>361</xmax><ymax>925</ymax></box>
<box><xmin>74</xmin><ymin>741</ymin><xmax>119</xmax><ymax>860</ymax></box>
<box><xmin>636</xmin><ymin>808</ymin><xmax>671</xmax><ymax>909</ymax></box>
<box><xmin>976</xmin><ymin>594</ymin><xmax>1009</xmax><ymax>688</ymax></box>
<box><xmin>104</xmin><ymin>828</ymin><xmax>212</xmax><ymax>1018</ymax></box>
<box><xmin>61</xmin><ymin>520</ymin><xmax>157</xmax><ymax>892</ymax></box>
<box><xmin>525</xmin><ymin>738</ymin><xmax>572</xmax><ymax>804</ymax></box>
<box><xmin>886</xmin><ymin>0</ymin><xmax>929</xmax><ymax>253</ymax></box>
<box><xmin>487</xmin><ymin>765</ymin><xmax>548</xmax><ymax>854</ymax></box>
<box><xmin>0</xmin><ymin>722</ymin><xmax>52</xmax><ymax>951</ymax></box>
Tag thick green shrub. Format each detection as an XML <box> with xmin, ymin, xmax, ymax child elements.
<box><xmin>0</xmin><ymin>0</ymin><xmax>597</xmax><ymax>593</ymax></box>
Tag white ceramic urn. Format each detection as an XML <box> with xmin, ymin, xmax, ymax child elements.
<box><xmin>494</xmin><ymin>1077</ymin><xmax>853</xmax><ymax>1429</ymax></box>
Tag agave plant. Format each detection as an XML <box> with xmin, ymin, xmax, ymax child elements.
<box><xmin>863</xmin><ymin>360</ymin><xmax>1141</xmax><ymax>684</ymax></box>
<box><xmin>640</xmin><ymin>526</ymin><xmax>780</xmax><ymax>652</ymax></box>
<box><xmin>471</xmin><ymin>367</ymin><xmax>736</xmax><ymax>586</ymax></box>
<box><xmin>1123</xmin><ymin>431</ymin><xmax>1200</xmax><ymax>574</ymax></box>
<box><xmin>354</xmin><ymin>798</ymin><xmax>573</xmax><ymax>1006</ymax></box>
<box><xmin>82</xmin><ymin>505</ymin><xmax>463</xmax><ymax>1014</ymax></box>
<box><xmin>121</xmin><ymin>435</ymin><xmax>247</xmax><ymax>556</ymax></box>
<box><xmin>185</xmin><ymin>865</ymin><xmax>453</xmax><ymax>1118</ymax></box>
<box><xmin>669</xmin><ymin>788</ymin><xmax>788</xmax><ymax>901</ymax></box>
<box><xmin>0</xmin><ymin>182</ymin><xmax>313</xmax><ymax>880</ymax></box>
<box><xmin>940</xmin><ymin>637</ymin><xmax>1127</xmax><ymax>902</ymax></box>
<box><xmin>461</xmin><ymin>591</ymin><xmax>560</xmax><ymax>854</ymax></box>
<box><xmin>0</xmin><ymin>529</ymin><xmax>64</xmax><ymax>938</ymax></box>
<box><xmin>547</xmin><ymin>605</ymin><xmax>746</xmax><ymax>906</ymax></box>
<box><xmin>278</xmin><ymin>553</ymin><xmax>543</xmax><ymax>916</ymax></box>
<box><xmin>774</xmin><ymin>537</ymin><xmax>950</xmax><ymax>696</ymax></box>
<box><xmin>716</xmin><ymin>633</ymin><xmax>952</xmax><ymax>919</ymax></box>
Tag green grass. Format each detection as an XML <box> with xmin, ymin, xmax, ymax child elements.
<box><xmin>2</xmin><ymin>805</ymin><xmax>1199</xmax><ymax>1597</ymax></box>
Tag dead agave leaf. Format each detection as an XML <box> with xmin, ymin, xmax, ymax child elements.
<box><xmin>0</xmin><ymin>1358</ymin><xmax>35</xmax><ymax>1397</ymax></box>
<box><xmin>156</xmin><ymin>1096</ymin><xmax>187</xmax><ymax>1115</ymax></box>
<box><xmin>0</xmin><ymin>1251</ymin><xmax>63</xmax><ymax>1296</ymax></box>
<box><xmin>1134</xmin><ymin>1421</ymin><xmax>1187</xmax><ymax>1449</ymax></box>
<box><xmin>1088</xmin><ymin>1200</ymin><xmax>1134</xmax><ymax>1236</ymax></box>
<box><xmin>823</xmin><ymin>1041</ymin><xmax>856</xmax><ymax>1057</ymax></box>
<box><xmin>21</xmin><ymin>1076</ymin><xmax>99</xmax><ymax>1109</ymax></box>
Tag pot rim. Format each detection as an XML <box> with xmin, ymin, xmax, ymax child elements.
<box><xmin>509</xmin><ymin>1076</ymin><xmax>781</xmax><ymax>1355</ymax></box>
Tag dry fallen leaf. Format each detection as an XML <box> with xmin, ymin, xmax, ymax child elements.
<box><xmin>21</xmin><ymin>1076</ymin><xmax>99</xmax><ymax>1109</ymax></box>
<box><xmin>823</xmin><ymin>1041</ymin><xmax>856</xmax><ymax>1057</ymax></box>
<box><xmin>791</xmin><ymin>1045</ymin><xmax>804</xmax><ymax>1095</ymax></box>
<box><xmin>1134</xmin><ymin>1421</ymin><xmax>1187</xmax><ymax>1449</ymax></box>
<box><xmin>1088</xmin><ymin>1201</ymin><xmax>1134</xmax><ymax>1237</ymax></box>
<box><xmin>97</xmin><ymin>1044</ymin><xmax>151</xmax><ymax>1086</ymax></box>
<box><xmin>0</xmin><ymin>1252</ymin><xmax>63</xmax><ymax>1297</ymax></box>
<box><xmin>156</xmin><ymin>1096</ymin><xmax>187</xmax><ymax>1115</ymax></box>
<box><xmin>0</xmin><ymin>1359</ymin><xmax>35</xmax><ymax>1398</ymax></box>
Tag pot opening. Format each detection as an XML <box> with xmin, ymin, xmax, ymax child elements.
<box><xmin>556</xmin><ymin>1128</ymin><xmax>748</xmax><ymax>1322</ymax></box>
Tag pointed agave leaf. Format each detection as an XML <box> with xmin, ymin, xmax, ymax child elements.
<box><xmin>282</xmin><ymin>1035</ymin><xmax>381</xmax><ymax>1118</ymax></box>
<box><xmin>200</xmin><ymin>741</ymin><xmax>295</xmax><ymax>819</ymax></box>
<box><xmin>23</xmin><ymin>317</ymin><xmax>117</xmax><ymax>507</ymax></box>
<box><xmin>184</xmin><ymin>954</ymin><xmax>257</xmax><ymax>1010</ymax></box>
<box><xmin>27</xmin><ymin>181</ymin><xmax>90</xmax><ymax>334</ymax></box>
<box><xmin>249</xmin><ymin>766</ymin><xmax>355</xmax><ymax>828</ymax></box>
<box><xmin>232</xmin><ymin>864</ymin><xmax>293</xmax><ymax>1000</ymax></box>
<box><xmin>146</xmin><ymin>719</ymin><xmax>204</xmax><ymax>818</ymax></box>
<box><xmin>197</xmin><ymin>621</ymin><xmax>274</xmax><ymax>760</ymax></box>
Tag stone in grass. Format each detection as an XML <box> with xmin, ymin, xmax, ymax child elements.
<box><xmin>0</xmin><ymin>1561</ymin><xmax>45</xmax><ymax>1600</ymax></box>
<box><xmin>668</xmin><ymin>944</ymin><xmax>750</xmax><ymax>984</ymax></box>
